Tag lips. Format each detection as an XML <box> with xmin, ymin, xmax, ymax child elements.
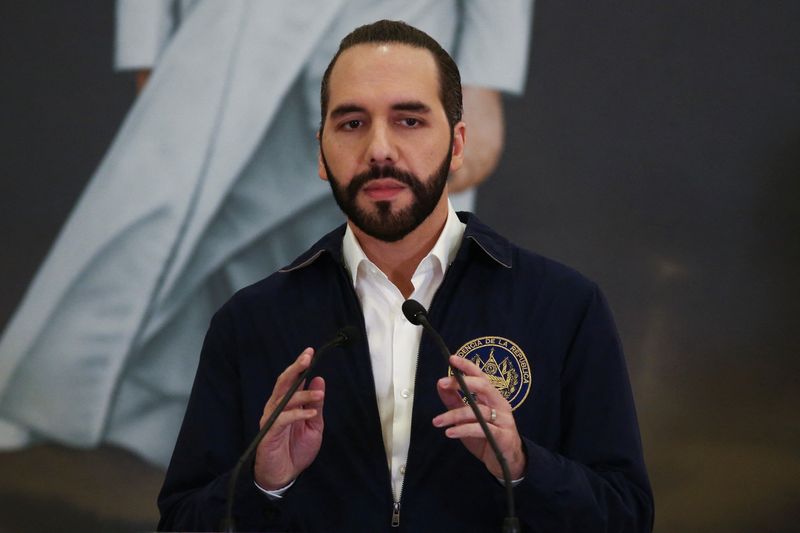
<box><xmin>361</xmin><ymin>178</ymin><xmax>407</xmax><ymax>200</ymax></box>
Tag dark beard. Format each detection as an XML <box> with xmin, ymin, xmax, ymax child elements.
<box><xmin>321</xmin><ymin>146</ymin><xmax>452</xmax><ymax>243</ymax></box>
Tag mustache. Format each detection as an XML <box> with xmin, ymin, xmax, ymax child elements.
<box><xmin>346</xmin><ymin>165</ymin><xmax>420</xmax><ymax>199</ymax></box>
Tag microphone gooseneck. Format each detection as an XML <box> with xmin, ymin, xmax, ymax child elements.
<box><xmin>402</xmin><ymin>299</ymin><xmax>520</xmax><ymax>533</ymax></box>
<box><xmin>223</xmin><ymin>326</ymin><xmax>359</xmax><ymax>532</ymax></box>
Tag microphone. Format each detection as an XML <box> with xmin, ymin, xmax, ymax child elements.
<box><xmin>223</xmin><ymin>326</ymin><xmax>360</xmax><ymax>532</ymax></box>
<box><xmin>402</xmin><ymin>300</ymin><xmax>520</xmax><ymax>533</ymax></box>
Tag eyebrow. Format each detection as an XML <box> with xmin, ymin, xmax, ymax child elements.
<box><xmin>329</xmin><ymin>101</ymin><xmax>432</xmax><ymax>119</ymax></box>
<box><xmin>330</xmin><ymin>104</ymin><xmax>366</xmax><ymax>119</ymax></box>
<box><xmin>391</xmin><ymin>101</ymin><xmax>431</xmax><ymax>113</ymax></box>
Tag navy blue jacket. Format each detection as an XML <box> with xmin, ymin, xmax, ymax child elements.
<box><xmin>158</xmin><ymin>213</ymin><xmax>653</xmax><ymax>532</ymax></box>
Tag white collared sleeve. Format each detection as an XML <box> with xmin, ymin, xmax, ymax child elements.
<box><xmin>254</xmin><ymin>478</ymin><xmax>295</xmax><ymax>500</ymax></box>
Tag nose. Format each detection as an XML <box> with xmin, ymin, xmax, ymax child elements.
<box><xmin>366</xmin><ymin>123</ymin><xmax>397</xmax><ymax>165</ymax></box>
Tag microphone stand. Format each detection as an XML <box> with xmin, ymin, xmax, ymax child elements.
<box><xmin>222</xmin><ymin>326</ymin><xmax>357</xmax><ymax>532</ymax></box>
<box><xmin>403</xmin><ymin>300</ymin><xmax>519</xmax><ymax>533</ymax></box>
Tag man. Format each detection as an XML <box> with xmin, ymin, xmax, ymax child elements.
<box><xmin>158</xmin><ymin>20</ymin><xmax>653</xmax><ymax>531</ymax></box>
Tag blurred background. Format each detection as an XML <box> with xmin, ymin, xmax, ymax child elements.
<box><xmin>1</xmin><ymin>2</ymin><xmax>798</xmax><ymax>531</ymax></box>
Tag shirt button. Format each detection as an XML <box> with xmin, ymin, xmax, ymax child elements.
<box><xmin>400</xmin><ymin>465</ymin><xmax>406</xmax><ymax>475</ymax></box>
<box><xmin>401</xmin><ymin>389</ymin><xmax>410</xmax><ymax>399</ymax></box>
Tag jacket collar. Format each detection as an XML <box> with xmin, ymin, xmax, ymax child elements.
<box><xmin>279</xmin><ymin>211</ymin><xmax>513</xmax><ymax>273</ymax></box>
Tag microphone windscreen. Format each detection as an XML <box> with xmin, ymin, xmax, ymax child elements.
<box><xmin>401</xmin><ymin>299</ymin><xmax>427</xmax><ymax>325</ymax></box>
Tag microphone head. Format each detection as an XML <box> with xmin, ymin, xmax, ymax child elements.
<box><xmin>402</xmin><ymin>299</ymin><xmax>427</xmax><ymax>326</ymax></box>
<box><xmin>336</xmin><ymin>325</ymin><xmax>360</xmax><ymax>346</ymax></box>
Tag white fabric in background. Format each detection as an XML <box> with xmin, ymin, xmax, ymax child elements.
<box><xmin>0</xmin><ymin>0</ymin><xmax>533</xmax><ymax>466</ymax></box>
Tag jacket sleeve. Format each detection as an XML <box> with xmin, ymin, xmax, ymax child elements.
<box><xmin>514</xmin><ymin>284</ymin><xmax>654</xmax><ymax>531</ymax></box>
<box><xmin>114</xmin><ymin>0</ymin><xmax>176</xmax><ymax>71</ymax></box>
<box><xmin>156</xmin><ymin>304</ymin><xmax>289</xmax><ymax>532</ymax></box>
<box><xmin>455</xmin><ymin>0</ymin><xmax>534</xmax><ymax>95</ymax></box>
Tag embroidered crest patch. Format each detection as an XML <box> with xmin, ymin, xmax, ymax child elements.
<box><xmin>449</xmin><ymin>336</ymin><xmax>532</xmax><ymax>410</ymax></box>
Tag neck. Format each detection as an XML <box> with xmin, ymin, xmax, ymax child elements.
<box><xmin>350</xmin><ymin>195</ymin><xmax>449</xmax><ymax>299</ymax></box>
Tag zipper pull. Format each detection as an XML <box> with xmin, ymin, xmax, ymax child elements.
<box><xmin>391</xmin><ymin>501</ymin><xmax>401</xmax><ymax>527</ymax></box>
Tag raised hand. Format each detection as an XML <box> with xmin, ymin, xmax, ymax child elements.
<box><xmin>253</xmin><ymin>348</ymin><xmax>326</xmax><ymax>490</ymax></box>
<box><xmin>433</xmin><ymin>355</ymin><xmax>526</xmax><ymax>479</ymax></box>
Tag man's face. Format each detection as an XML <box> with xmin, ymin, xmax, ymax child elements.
<box><xmin>319</xmin><ymin>43</ymin><xmax>465</xmax><ymax>242</ymax></box>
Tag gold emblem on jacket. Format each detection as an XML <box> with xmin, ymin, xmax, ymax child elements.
<box><xmin>451</xmin><ymin>336</ymin><xmax>532</xmax><ymax>410</ymax></box>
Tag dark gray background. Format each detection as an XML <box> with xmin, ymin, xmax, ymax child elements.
<box><xmin>1</xmin><ymin>2</ymin><xmax>798</xmax><ymax>531</ymax></box>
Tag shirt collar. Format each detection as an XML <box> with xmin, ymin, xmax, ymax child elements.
<box><xmin>341</xmin><ymin>200</ymin><xmax>466</xmax><ymax>286</ymax></box>
<box><xmin>279</xmin><ymin>205</ymin><xmax>512</xmax><ymax>273</ymax></box>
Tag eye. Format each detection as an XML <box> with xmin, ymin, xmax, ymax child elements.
<box><xmin>400</xmin><ymin>118</ymin><xmax>420</xmax><ymax>127</ymax></box>
<box><xmin>341</xmin><ymin>119</ymin><xmax>363</xmax><ymax>130</ymax></box>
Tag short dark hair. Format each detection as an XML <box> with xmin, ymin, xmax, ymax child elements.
<box><xmin>320</xmin><ymin>20</ymin><xmax>463</xmax><ymax>132</ymax></box>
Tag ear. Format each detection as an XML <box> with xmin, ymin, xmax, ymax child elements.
<box><xmin>317</xmin><ymin>130</ymin><xmax>329</xmax><ymax>182</ymax></box>
<box><xmin>449</xmin><ymin>121</ymin><xmax>466</xmax><ymax>173</ymax></box>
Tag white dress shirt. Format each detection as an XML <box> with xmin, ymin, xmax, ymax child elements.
<box><xmin>341</xmin><ymin>202</ymin><xmax>465</xmax><ymax>501</ymax></box>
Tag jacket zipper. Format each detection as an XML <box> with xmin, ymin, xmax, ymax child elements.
<box><xmin>389</xmin><ymin>260</ymin><xmax>457</xmax><ymax>527</ymax></box>
<box><xmin>390</xmin><ymin>344</ymin><xmax>420</xmax><ymax>527</ymax></box>
<box><xmin>337</xmin><ymin>252</ymin><xmax>456</xmax><ymax>528</ymax></box>
<box><xmin>337</xmin><ymin>260</ymin><xmax>394</xmax><ymax>526</ymax></box>
<box><xmin>391</xmin><ymin>501</ymin><xmax>401</xmax><ymax>527</ymax></box>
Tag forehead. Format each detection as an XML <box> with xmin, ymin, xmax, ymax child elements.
<box><xmin>327</xmin><ymin>43</ymin><xmax>441</xmax><ymax>111</ymax></box>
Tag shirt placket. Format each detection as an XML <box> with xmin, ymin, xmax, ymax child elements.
<box><xmin>390</xmin><ymin>311</ymin><xmax>416</xmax><ymax>501</ymax></box>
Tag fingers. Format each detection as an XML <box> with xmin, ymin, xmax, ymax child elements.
<box><xmin>304</xmin><ymin>376</ymin><xmax>325</xmax><ymax>432</ymax></box>
<box><xmin>442</xmin><ymin>421</ymin><xmax>498</xmax><ymax>440</ymax></box>
<box><xmin>275</xmin><ymin>388</ymin><xmax>323</xmax><ymax>412</ymax></box>
<box><xmin>276</xmin><ymin>377</ymin><xmax>325</xmax><ymax>412</ymax></box>
<box><xmin>435</xmin><ymin>355</ymin><xmax>513</xmax><ymax>429</ymax></box>
<box><xmin>273</xmin><ymin>407</ymin><xmax>319</xmax><ymax>427</ymax></box>
<box><xmin>432</xmin><ymin>402</ymin><xmax>505</xmax><ymax>429</ymax></box>
<box><xmin>439</xmin><ymin>373</ymin><xmax>496</xmax><ymax>399</ymax></box>
<box><xmin>436</xmin><ymin>377</ymin><xmax>466</xmax><ymax>410</ymax></box>
<box><xmin>260</xmin><ymin>377</ymin><xmax>326</xmax><ymax>430</ymax></box>
<box><xmin>438</xmin><ymin>372</ymin><xmax>505</xmax><ymax>408</ymax></box>
<box><xmin>260</xmin><ymin>350</ymin><xmax>325</xmax><ymax>429</ymax></box>
<box><xmin>435</xmin><ymin>354</ymin><xmax>527</xmax><ymax>479</ymax></box>
<box><xmin>271</xmin><ymin>348</ymin><xmax>315</xmax><ymax>400</ymax></box>
<box><xmin>448</xmin><ymin>355</ymin><xmax>485</xmax><ymax>378</ymax></box>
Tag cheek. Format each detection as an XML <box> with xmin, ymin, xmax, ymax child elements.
<box><xmin>414</xmin><ymin>137</ymin><xmax>450</xmax><ymax>171</ymax></box>
<box><xmin>323</xmin><ymin>137</ymin><xmax>361</xmax><ymax>169</ymax></box>
<box><xmin>395</xmin><ymin>130</ymin><xmax>443</xmax><ymax>163</ymax></box>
